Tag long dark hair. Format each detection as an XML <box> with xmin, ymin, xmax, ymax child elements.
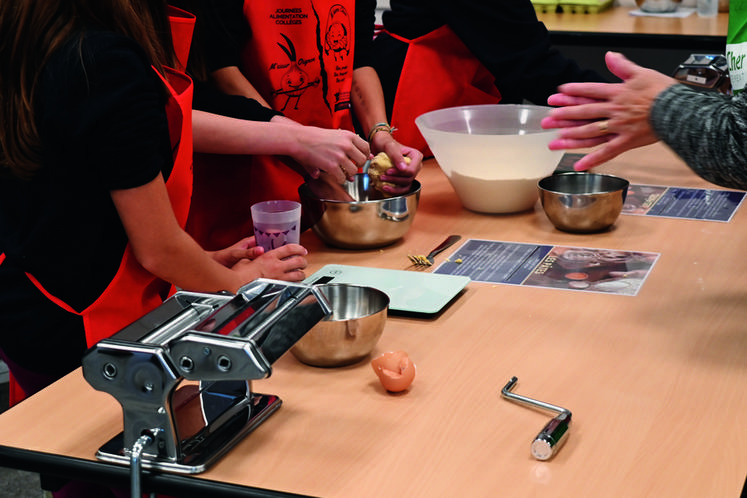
<box><xmin>0</xmin><ymin>0</ymin><xmax>174</xmax><ymax>179</ymax></box>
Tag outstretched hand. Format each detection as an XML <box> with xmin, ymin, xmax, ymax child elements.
<box><xmin>541</xmin><ymin>51</ymin><xmax>678</xmax><ymax>170</ymax></box>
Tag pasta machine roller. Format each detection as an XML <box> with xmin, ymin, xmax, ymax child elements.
<box><xmin>82</xmin><ymin>279</ymin><xmax>332</xmax><ymax>479</ymax></box>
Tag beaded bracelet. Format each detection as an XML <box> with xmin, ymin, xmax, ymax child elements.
<box><xmin>367</xmin><ymin>122</ymin><xmax>396</xmax><ymax>142</ymax></box>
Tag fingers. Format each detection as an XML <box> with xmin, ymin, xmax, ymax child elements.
<box><xmin>605</xmin><ymin>51</ymin><xmax>637</xmax><ymax>82</ymax></box>
<box><xmin>554</xmin><ymin>81</ymin><xmax>618</xmax><ymax>102</ymax></box>
<box><xmin>571</xmin><ymin>134</ymin><xmax>636</xmax><ymax>171</ymax></box>
<box><xmin>350</xmin><ymin>133</ymin><xmax>371</xmax><ymax>161</ymax></box>
<box><xmin>542</xmin><ymin>116</ymin><xmax>598</xmax><ymax>129</ymax></box>
<box><xmin>401</xmin><ymin>148</ymin><xmax>423</xmax><ymax>173</ymax></box>
<box><xmin>238</xmin><ymin>243</ymin><xmax>308</xmax><ymax>282</ymax></box>
<box><xmin>381</xmin><ymin>184</ymin><xmax>413</xmax><ymax>196</ymax></box>
<box><xmin>338</xmin><ymin>160</ymin><xmax>357</xmax><ymax>181</ymax></box>
<box><xmin>547</xmin><ymin>135</ymin><xmax>611</xmax><ymax>151</ymax></box>
<box><xmin>573</xmin><ymin>147</ymin><xmax>620</xmax><ymax>171</ymax></box>
<box><xmin>550</xmin><ymin>117</ymin><xmax>613</xmax><ymax>141</ymax></box>
<box><xmin>269</xmin><ymin>243</ymin><xmax>307</xmax><ymax>260</ymax></box>
<box><xmin>547</xmin><ymin>93</ymin><xmax>604</xmax><ymax>107</ymax></box>
<box><xmin>280</xmin><ymin>269</ymin><xmax>307</xmax><ymax>282</ymax></box>
<box><xmin>373</xmin><ymin>145</ymin><xmax>422</xmax><ymax>196</ymax></box>
<box><xmin>245</xmin><ymin>246</ymin><xmax>264</xmax><ymax>259</ymax></box>
<box><xmin>330</xmin><ymin>132</ymin><xmax>372</xmax><ymax>182</ymax></box>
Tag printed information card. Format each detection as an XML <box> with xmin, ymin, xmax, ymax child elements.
<box><xmin>556</xmin><ymin>153</ymin><xmax>746</xmax><ymax>222</ymax></box>
<box><xmin>434</xmin><ymin>239</ymin><xmax>659</xmax><ymax>296</ymax></box>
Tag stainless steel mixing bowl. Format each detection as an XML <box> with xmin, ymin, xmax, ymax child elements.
<box><xmin>290</xmin><ymin>283</ymin><xmax>389</xmax><ymax>367</ymax></box>
<box><xmin>538</xmin><ymin>173</ymin><xmax>629</xmax><ymax>233</ymax></box>
<box><xmin>299</xmin><ymin>174</ymin><xmax>421</xmax><ymax>249</ymax></box>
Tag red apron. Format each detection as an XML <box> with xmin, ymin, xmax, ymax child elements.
<box><xmin>5</xmin><ymin>8</ymin><xmax>195</xmax><ymax>405</ymax></box>
<box><xmin>386</xmin><ymin>25</ymin><xmax>503</xmax><ymax>156</ymax></box>
<box><xmin>186</xmin><ymin>0</ymin><xmax>357</xmax><ymax>250</ymax></box>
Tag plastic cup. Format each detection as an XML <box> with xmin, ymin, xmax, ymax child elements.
<box><xmin>697</xmin><ymin>0</ymin><xmax>718</xmax><ymax>17</ymax></box>
<box><xmin>250</xmin><ymin>200</ymin><xmax>302</xmax><ymax>252</ymax></box>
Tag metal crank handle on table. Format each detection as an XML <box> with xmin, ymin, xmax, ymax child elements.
<box><xmin>501</xmin><ymin>376</ymin><xmax>572</xmax><ymax>461</ymax></box>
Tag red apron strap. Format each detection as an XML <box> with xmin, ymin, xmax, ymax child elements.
<box><xmin>388</xmin><ymin>25</ymin><xmax>502</xmax><ymax>156</ymax></box>
<box><xmin>167</xmin><ymin>5</ymin><xmax>196</xmax><ymax>73</ymax></box>
<box><xmin>0</xmin><ymin>253</ymin><xmax>25</xmax><ymax>406</ymax></box>
<box><xmin>8</xmin><ymin>378</ymin><xmax>25</xmax><ymax>407</ymax></box>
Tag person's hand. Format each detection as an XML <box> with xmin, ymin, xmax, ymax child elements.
<box><xmin>209</xmin><ymin>237</ymin><xmax>263</xmax><ymax>268</ymax></box>
<box><xmin>370</xmin><ymin>133</ymin><xmax>423</xmax><ymax>196</ymax></box>
<box><xmin>290</xmin><ymin>125</ymin><xmax>370</xmax><ymax>183</ymax></box>
<box><xmin>232</xmin><ymin>243</ymin><xmax>308</xmax><ymax>282</ymax></box>
<box><xmin>541</xmin><ymin>51</ymin><xmax>678</xmax><ymax>170</ymax></box>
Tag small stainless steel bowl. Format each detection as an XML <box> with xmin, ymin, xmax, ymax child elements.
<box><xmin>291</xmin><ymin>283</ymin><xmax>389</xmax><ymax>367</ymax></box>
<box><xmin>299</xmin><ymin>174</ymin><xmax>421</xmax><ymax>249</ymax></box>
<box><xmin>538</xmin><ymin>173</ymin><xmax>629</xmax><ymax>233</ymax></box>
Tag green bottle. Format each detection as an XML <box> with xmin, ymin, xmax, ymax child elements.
<box><xmin>727</xmin><ymin>0</ymin><xmax>747</xmax><ymax>93</ymax></box>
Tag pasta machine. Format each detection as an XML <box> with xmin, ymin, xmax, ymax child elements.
<box><xmin>82</xmin><ymin>279</ymin><xmax>332</xmax><ymax>485</ymax></box>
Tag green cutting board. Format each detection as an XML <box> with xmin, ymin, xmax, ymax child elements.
<box><xmin>305</xmin><ymin>264</ymin><xmax>470</xmax><ymax>315</ymax></box>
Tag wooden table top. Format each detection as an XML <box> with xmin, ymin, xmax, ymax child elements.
<box><xmin>0</xmin><ymin>143</ymin><xmax>745</xmax><ymax>497</ymax></box>
<box><xmin>538</xmin><ymin>6</ymin><xmax>728</xmax><ymax>37</ymax></box>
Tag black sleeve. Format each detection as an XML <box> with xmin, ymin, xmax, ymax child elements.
<box><xmin>441</xmin><ymin>0</ymin><xmax>607</xmax><ymax>104</ymax></box>
<box><xmin>192</xmin><ymin>80</ymin><xmax>283</xmax><ymax>121</ymax></box>
<box><xmin>353</xmin><ymin>0</ymin><xmax>377</xmax><ymax>69</ymax></box>
<box><xmin>176</xmin><ymin>1</ymin><xmax>281</xmax><ymax>121</ymax></box>
<box><xmin>39</xmin><ymin>32</ymin><xmax>171</xmax><ymax>190</ymax></box>
<box><xmin>171</xmin><ymin>0</ymin><xmax>246</xmax><ymax>72</ymax></box>
<box><xmin>200</xmin><ymin>0</ymin><xmax>247</xmax><ymax>72</ymax></box>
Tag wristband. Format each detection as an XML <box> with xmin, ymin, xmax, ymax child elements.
<box><xmin>367</xmin><ymin>122</ymin><xmax>396</xmax><ymax>142</ymax></box>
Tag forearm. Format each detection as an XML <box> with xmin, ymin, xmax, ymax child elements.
<box><xmin>192</xmin><ymin>110</ymin><xmax>303</xmax><ymax>156</ymax></box>
<box><xmin>140</xmin><ymin>229</ymin><xmax>252</xmax><ymax>294</ymax></box>
<box><xmin>112</xmin><ymin>176</ymin><xmax>253</xmax><ymax>294</ymax></box>
<box><xmin>651</xmin><ymin>84</ymin><xmax>747</xmax><ymax>190</ymax></box>
<box><xmin>351</xmin><ymin>66</ymin><xmax>390</xmax><ymax>138</ymax></box>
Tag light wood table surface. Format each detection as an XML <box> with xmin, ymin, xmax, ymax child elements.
<box><xmin>538</xmin><ymin>6</ymin><xmax>728</xmax><ymax>37</ymax></box>
<box><xmin>0</xmin><ymin>144</ymin><xmax>745</xmax><ymax>497</ymax></box>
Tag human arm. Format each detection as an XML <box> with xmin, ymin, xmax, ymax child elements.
<box><xmin>353</xmin><ymin>1</ymin><xmax>422</xmax><ymax>195</ymax></box>
<box><xmin>650</xmin><ymin>84</ymin><xmax>747</xmax><ymax>190</ymax></box>
<box><xmin>351</xmin><ymin>66</ymin><xmax>423</xmax><ymax>196</ymax></box>
<box><xmin>192</xmin><ymin>110</ymin><xmax>368</xmax><ymax>182</ymax></box>
<box><xmin>111</xmin><ymin>174</ymin><xmax>308</xmax><ymax>292</ymax></box>
<box><xmin>540</xmin><ymin>51</ymin><xmax>675</xmax><ymax>170</ymax></box>
<box><xmin>542</xmin><ymin>51</ymin><xmax>747</xmax><ymax>189</ymax></box>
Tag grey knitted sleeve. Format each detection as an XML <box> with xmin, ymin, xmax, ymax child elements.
<box><xmin>650</xmin><ymin>83</ymin><xmax>747</xmax><ymax>190</ymax></box>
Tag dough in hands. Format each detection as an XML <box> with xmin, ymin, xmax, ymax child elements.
<box><xmin>368</xmin><ymin>152</ymin><xmax>411</xmax><ymax>197</ymax></box>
